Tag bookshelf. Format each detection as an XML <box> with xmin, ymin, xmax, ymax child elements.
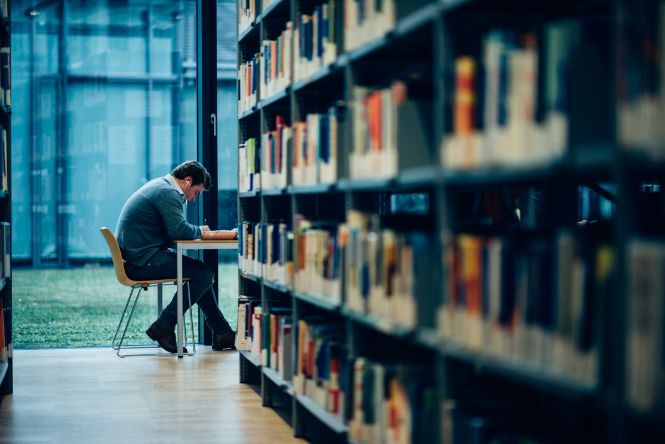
<box><xmin>235</xmin><ymin>0</ymin><xmax>665</xmax><ymax>442</ymax></box>
<box><xmin>0</xmin><ymin>0</ymin><xmax>10</xmax><ymax>401</ymax></box>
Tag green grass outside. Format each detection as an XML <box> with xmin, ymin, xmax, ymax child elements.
<box><xmin>12</xmin><ymin>262</ymin><xmax>239</xmax><ymax>348</ymax></box>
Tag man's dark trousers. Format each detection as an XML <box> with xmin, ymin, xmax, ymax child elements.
<box><xmin>124</xmin><ymin>250</ymin><xmax>232</xmax><ymax>334</ymax></box>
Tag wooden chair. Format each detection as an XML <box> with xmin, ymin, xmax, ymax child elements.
<box><xmin>100</xmin><ymin>227</ymin><xmax>195</xmax><ymax>357</ymax></box>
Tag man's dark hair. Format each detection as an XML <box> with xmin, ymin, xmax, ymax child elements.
<box><xmin>171</xmin><ymin>161</ymin><xmax>211</xmax><ymax>190</ymax></box>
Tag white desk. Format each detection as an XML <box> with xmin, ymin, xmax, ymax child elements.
<box><xmin>175</xmin><ymin>239</ymin><xmax>238</xmax><ymax>357</ymax></box>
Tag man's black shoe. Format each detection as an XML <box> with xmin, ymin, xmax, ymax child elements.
<box><xmin>212</xmin><ymin>331</ymin><xmax>236</xmax><ymax>351</ymax></box>
<box><xmin>146</xmin><ymin>322</ymin><xmax>188</xmax><ymax>354</ymax></box>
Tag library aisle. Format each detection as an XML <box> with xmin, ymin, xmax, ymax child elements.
<box><xmin>0</xmin><ymin>348</ymin><xmax>304</xmax><ymax>443</ymax></box>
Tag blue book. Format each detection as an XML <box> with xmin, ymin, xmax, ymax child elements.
<box><xmin>306</xmin><ymin>19</ymin><xmax>313</xmax><ymax>61</ymax></box>
<box><xmin>300</xmin><ymin>16</ymin><xmax>307</xmax><ymax>63</ymax></box>
<box><xmin>316</xmin><ymin>5</ymin><xmax>324</xmax><ymax>59</ymax></box>
<box><xmin>320</xmin><ymin>113</ymin><xmax>329</xmax><ymax>163</ymax></box>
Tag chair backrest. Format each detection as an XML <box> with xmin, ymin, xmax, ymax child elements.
<box><xmin>100</xmin><ymin>227</ymin><xmax>134</xmax><ymax>286</ymax></box>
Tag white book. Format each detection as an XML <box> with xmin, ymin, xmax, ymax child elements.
<box><xmin>627</xmin><ymin>241</ymin><xmax>665</xmax><ymax>411</ymax></box>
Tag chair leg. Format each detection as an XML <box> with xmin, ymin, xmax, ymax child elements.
<box><xmin>116</xmin><ymin>287</ymin><xmax>142</xmax><ymax>357</ymax></box>
<box><xmin>112</xmin><ymin>287</ymin><xmax>136</xmax><ymax>351</ymax></box>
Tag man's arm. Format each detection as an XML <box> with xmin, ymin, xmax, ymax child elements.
<box><xmin>155</xmin><ymin>190</ymin><xmax>202</xmax><ymax>240</ymax></box>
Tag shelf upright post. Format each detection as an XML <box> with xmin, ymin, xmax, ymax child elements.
<box><xmin>0</xmin><ymin>0</ymin><xmax>10</xmax><ymax>396</ymax></box>
<box><xmin>197</xmin><ymin>0</ymin><xmax>219</xmax><ymax>345</ymax></box>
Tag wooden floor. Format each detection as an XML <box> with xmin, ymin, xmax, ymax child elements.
<box><xmin>0</xmin><ymin>347</ymin><xmax>305</xmax><ymax>443</ymax></box>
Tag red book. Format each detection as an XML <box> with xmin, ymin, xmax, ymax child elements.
<box><xmin>368</xmin><ymin>92</ymin><xmax>383</xmax><ymax>152</ymax></box>
<box><xmin>454</xmin><ymin>57</ymin><xmax>475</xmax><ymax>136</ymax></box>
<box><xmin>275</xmin><ymin>115</ymin><xmax>285</xmax><ymax>173</ymax></box>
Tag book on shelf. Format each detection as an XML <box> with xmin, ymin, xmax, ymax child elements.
<box><xmin>293</xmin><ymin>215</ymin><xmax>342</xmax><ymax>305</ymax></box>
<box><xmin>348</xmin><ymin>357</ymin><xmax>437</xmax><ymax>444</ymax></box>
<box><xmin>238</xmin><ymin>0</ymin><xmax>256</xmax><ymax>35</ymax></box>
<box><xmin>236</xmin><ymin>296</ymin><xmax>258</xmax><ymax>351</ymax></box>
<box><xmin>238</xmin><ymin>53</ymin><xmax>260</xmax><ymax>114</ymax></box>
<box><xmin>251</xmin><ymin>305</ymin><xmax>264</xmax><ymax>363</ymax></box>
<box><xmin>239</xmin><ymin>220</ymin><xmax>294</xmax><ymax>285</ymax></box>
<box><xmin>262</xmin><ymin>309</ymin><xmax>270</xmax><ymax>367</ymax></box>
<box><xmin>292</xmin><ymin>106</ymin><xmax>339</xmax><ymax>185</ymax></box>
<box><xmin>261</xmin><ymin>115</ymin><xmax>290</xmax><ymax>190</ymax></box>
<box><xmin>626</xmin><ymin>238</ymin><xmax>665</xmax><ymax>412</ymax></box>
<box><xmin>618</xmin><ymin>2</ymin><xmax>665</xmax><ymax>157</ymax></box>
<box><xmin>281</xmin><ymin>225</ymin><xmax>295</xmax><ymax>286</ymax></box>
<box><xmin>294</xmin><ymin>0</ymin><xmax>337</xmax><ymax>82</ymax></box>
<box><xmin>341</xmin><ymin>210</ymin><xmax>436</xmax><ymax>329</ymax></box>
<box><xmin>277</xmin><ymin>313</ymin><xmax>294</xmax><ymax>381</ymax></box>
<box><xmin>0</xmin><ymin>0</ymin><xmax>6</xmax><ymax>21</ymax></box>
<box><xmin>0</xmin><ymin>46</ymin><xmax>9</xmax><ymax>108</ymax></box>
<box><xmin>263</xmin><ymin>308</ymin><xmax>293</xmax><ymax>378</ymax></box>
<box><xmin>437</xmin><ymin>230</ymin><xmax>609</xmax><ymax>385</ymax></box>
<box><xmin>343</xmin><ymin>0</ymin><xmax>395</xmax><ymax>53</ymax></box>
<box><xmin>351</xmin><ymin>81</ymin><xmax>430</xmax><ymax>179</ymax></box>
<box><xmin>259</xmin><ymin>22</ymin><xmax>293</xmax><ymax>100</ymax></box>
<box><xmin>293</xmin><ymin>318</ymin><xmax>347</xmax><ymax>419</ymax></box>
<box><xmin>442</xmin><ymin>399</ymin><xmax>540</xmax><ymax>444</ymax></box>
<box><xmin>442</xmin><ymin>23</ymin><xmax>579</xmax><ymax>170</ymax></box>
<box><xmin>238</xmin><ymin>138</ymin><xmax>261</xmax><ymax>193</ymax></box>
<box><xmin>239</xmin><ymin>221</ymin><xmax>260</xmax><ymax>276</ymax></box>
<box><xmin>1</xmin><ymin>222</ymin><xmax>8</xmax><ymax>279</ymax></box>
<box><xmin>262</xmin><ymin>222</ymin><xmax>294</xmax><ymax>286</ymax></box>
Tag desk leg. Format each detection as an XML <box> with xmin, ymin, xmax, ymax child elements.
<box><xmin>157</xmin><ymin>284</ymin><xmax>163</xmax><ymax>315</ymax></box>
<box><xmin>177</xmin><ymin>246</ymin><xmax>184</xmax><ymax>358</ymax></box>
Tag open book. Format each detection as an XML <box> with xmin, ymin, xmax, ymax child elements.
<box><xmin>201</xmin><ymin>228</ymin><xmax>238</xmax><ymax>240</ymax></box>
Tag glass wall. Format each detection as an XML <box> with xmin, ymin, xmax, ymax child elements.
<box><xmin>11</xmin><ymin>0</ymin><xmax>238</xmax><ymax>346</ymax></box>
<box><xmin>13</xmin><ymin>0</ymin><xmax>200</xmax><ymax>263</ymax></box>
<box><xmin>216</xmin><ymin>0</ymin><xmax>238</xmax><ymax>329</ymax></box>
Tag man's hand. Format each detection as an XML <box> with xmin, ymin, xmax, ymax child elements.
<box><xmin>200</xmin><ymin>225</ymin><xmax>211</xmax><ymax>232</ymax></box>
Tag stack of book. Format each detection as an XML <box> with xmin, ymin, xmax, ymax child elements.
<box><xmin>618</xmin><ymin>2</ymin><xmax>665</xmax><ymax>157</ymax></box>
<box><xmin>236</xmin><ymin>296</ymin><xmax>260</xmax><ymax>351</ymax></box>
<box><xmin>293</xmin><ymin>215</ymin><xmax>342</xmax><ymax>304</ymax></box>
<box><xmin>294</xmin><ymin>0</ymin><xmax>337</xmax><ymax>81</ymax></box>
<box><xmin>437</xmin><ymin>231</ymin><xmax>611</xmax><ymax>384</ymax></box>
<box><xmin>261</xmin><ymin>115</ymin><xmax>291</xmax><ymax>190</ymax></box>
<box><xmin>238</xmin><ymin>138</ymin><xmax>260</xmax><ymax>193</ymax></box>
<box><xmin>341</xmin><ymin>210</ymin><xmax>436</xmax><ymax>329</ymax></box>
<box><xmin>441</xmin><ymin>399</ymin><xmax>539</xmax><ymax>444</ymax></box>
<box><xmin>442</xmin><ymin>23</ymin><xmax>578</xmax><ymax>169</ymax></box>
<box><xmin>239</xmin><ymin>221</ymin><xmax>261</xmax><ymax>276</ymax></box>
<box><xmin>251</xmin><ymin>305</ymin><xmax>264</xmax><ymax>363</ymax></box>
<box><xmin>348</xmin><ymin>357</ymin><xmax>437</xmax><ymax>443</ymax></box>
<box><xmin>343</xmin><ymin>0</ymin><xmax>395</xmax><ymax>52</ymax></box>
<box><xmin>293</xmin><ymin>318</ymin><xmax>347</xmax><ymax>420</ymax></box>
<box><xmin>259</xmin><ymin>23</ymin><xmax>293</xmax><ymax>100</ymax></box>
<box><xmin>263</xmin><ymin>308</ymin><xmax>294</xmax><ymax>379</ymax></box>
<box><xmin>238</xmin><ymin>54</ymin><xmax>260</xmax><ymax>114</ymax></box>
<box><xmin>626</xmin><ymin>239</ymin><xmax>665</xmax><ymax>412</ymax></box>
<box><xmin>351</xmin><ymin>81</ymin><xmax>429</xmax><ymax>179</ymax></box>
<box><xmin>260</xmin><ymin>222</ymin><xmax>294</xmax><ymax>287</ymax></box>
<box><xmin>238</xmin><ymin>0</ymin><xmax>256</xmax><ymax>35</ymax></box>
<box><xmin>292</xmin><ymin>106</ymin><xmax>339</xmax><ymax>185</ymax></box>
